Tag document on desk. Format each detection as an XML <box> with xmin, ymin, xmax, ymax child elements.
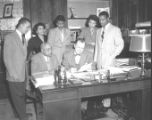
<box><xmin>107</xmin><ymin>67</ymin><xmax>126</xmax><ymax>74</ymax></box>
<box><xmin>119</xmin><ymin>66</ymin><xmax>141</xmax><ymax>72</ymax></box>
<box><xmin>115</xmin><ymin>58</ymin><xmax>129</xmax><ymax>66</ymax></box>
<box><xmin>32</xmin><ymin>71</ymin><xmax>55</xmax><ymax>88</ymax></box>
<box><xmin>78</xmin><ymin>63</ymin><xmax>92</xmax><ymax>72</ymax></box>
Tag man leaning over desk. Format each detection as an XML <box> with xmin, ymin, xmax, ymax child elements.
<box><xmin>62</xmin><ymin>38</ymin><xmax>93</xmax><ymax>72</ymax></box>
<box><xmin>31</xmin><ymin>42</ymin><xmax>59</xmax><ymax>75</ymax></box>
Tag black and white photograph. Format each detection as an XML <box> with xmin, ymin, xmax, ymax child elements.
<box><xmin>0</xmin><ymin>0</ymin><xmax>151</xmax><ymax>120</ymax></box>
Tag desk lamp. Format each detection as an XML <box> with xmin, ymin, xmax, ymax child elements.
<box><xmin>129</xmin><ymin>34</ymin><xmax>151</xmax><ymax>77</ymax></box>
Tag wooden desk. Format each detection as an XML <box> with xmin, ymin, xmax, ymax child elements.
<box><xmin>40</xmin><ymin>78</ymin><xmax>151</xmax><ymax>120</ymax></box>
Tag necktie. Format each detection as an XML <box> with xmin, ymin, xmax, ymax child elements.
<box><xmin>22</xmin><ymin>34</ymin><xmax>26</xmax><ymax>45</ymax></box>
<box><xmin>101</xmin><ymin>29</ymin><xmax>105</xmax><ymax>42</ymax></box>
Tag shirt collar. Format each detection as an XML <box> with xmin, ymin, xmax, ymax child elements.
<box><xmin>102</xmin><ymin>23</ymin><xmax>111</xmax><ymax>31</ymax></box>
<box><xmin>16</xmin><ymin>29</ymin><xmax>22</xmax><ymax>40</ymax></box>
<box><xmin>74</xmin><ymin>51</ymin><xmax>81</xmax><ymax>56</ymax></box>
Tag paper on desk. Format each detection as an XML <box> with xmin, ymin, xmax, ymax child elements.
<box><xmin>32</xmin><ymin>73</ymin><xmax>55</xmax><ymax>88</ymax></box>
<box><xmin>107</xmin><ymin>67</ymin><xmax>126</xmax><ymax>75</ymax></box>
<box><xmin>106</xmin><ymin>66</ymin><xmax>141</xmax><ymax>75</ymax></box>
<box><xmin>78</xmin><ymin>63</ymin><xmax>92</xmax><ymax>72</ymax></box>
<box><xmin>119</xmin><ymin>66</ymin><xmax>141</xmax><ymax>72</ymax></box>
<box><xmin>115</xmin><ymin>58</ymin><xmax>129</xmax><ymax>66</ymax></box>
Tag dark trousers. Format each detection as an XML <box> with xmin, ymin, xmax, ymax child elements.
<box><xmin>8</xmin><ymin>81</ymin><xmax>27</xmax><ymax>120</ymax></box>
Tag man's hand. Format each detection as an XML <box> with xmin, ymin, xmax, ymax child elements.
<box><xmin>78</xmin><ymin>63</ymin><xmax>92</xmax><ymax>72</ymax></box>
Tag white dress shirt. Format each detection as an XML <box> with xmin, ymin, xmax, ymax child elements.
<box><xmin>74</xmin><ymin>52</ymin><xmax>81</xmax><ymax>64</ymax></box>
<box><xmin>16</xmin><ymin>29</ymin><xmax>22</xmax><ymax>41</ymax></box>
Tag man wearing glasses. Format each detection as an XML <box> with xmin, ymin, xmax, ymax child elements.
<box><xmin>31</xmin><ymin>42</ymin><xmax>59</xmax><ymax>75</ymax></box>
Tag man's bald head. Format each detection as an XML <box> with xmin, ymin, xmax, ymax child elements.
<box><xmin>41</xmin><ymin>43</ymin><xmax>52</xmax><ymax>56</ymax></box>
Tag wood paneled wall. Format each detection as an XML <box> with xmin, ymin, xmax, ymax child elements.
<box><xmin>23</xmin><ymin>0</ymin><xmax>67</xmax><ymax>28</ymax></box>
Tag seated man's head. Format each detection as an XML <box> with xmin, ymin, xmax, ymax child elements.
<box><xmin>41</xmin><ymin>43</ymin><xmax>52</xmax><ymax>56</ymax></box>
<box><xmin>74</xmin><ymin>38</ymin><xmax>85</xmax><ymax>55</ymax></box>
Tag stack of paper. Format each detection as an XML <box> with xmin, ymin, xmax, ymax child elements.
<box><xmin>115</xmin><ymin>58</ymin><xmax>129</xmax><ymax>66</ymax></box>
<box><xmin>32</xmin><ymin>72</ymin><xmax>55</xmax><ymax>88</ymax></box>
<box><xmin>119</xmin><ymin>66</ymin><xmax>141</xmax><ymax>72</ymax></box>
<box><xmin>78</xmin><ymin>63</ymin><xmax>92</xmax><ymax>72</ymax></box>
<box><xmin>106</xmin><ymin>67</ymin><xmax>126</xmax><ymax>75</ymax></box>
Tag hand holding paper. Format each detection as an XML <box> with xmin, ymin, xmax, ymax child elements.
<box><xmin>78</xmin><ymin>63</ymin><xmax>92</xmax><ymax>72</ymax></box>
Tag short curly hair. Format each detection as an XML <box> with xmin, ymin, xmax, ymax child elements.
<box><xmin>53</xmin><ymin>15</ymin><xmax>66</xmax><ymax>27</ymax></box>
<box><xmin>32</xmin><ymin>23</ymin><xmax>45</xmax><ymax>36</ymax></box>
<box><xmin>85</xmin><ymin>15</ymin><xmax>100</xmax><ymax>27</ymax></box>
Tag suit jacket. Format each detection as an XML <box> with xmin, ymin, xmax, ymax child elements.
<box><xmin>3</xmin><ymin>31</ymin><xmax>27</xmax><ymax>82</ymax></box>
<box><xmin>31</xmin><ymin>52</ymin><xmax>59</xmax><ymax>75</ymax></box>
<box><xmin>94</xmin><ymin>23</ymin><xmax>124</xmax><ymax>69</ymax></box>
<box><xmin>62</xmin><ymin>49</ymin><xmax>93</xmax><ymax>70</ymax></box>
<box><xmin>47</xmin><ymin>27</ymin><xmax>71</xmax><ymax>64</ymax></box>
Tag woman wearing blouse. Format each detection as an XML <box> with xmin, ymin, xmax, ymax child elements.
<box><xmin>79</xmin><ymin>15</ymin><xmax>100</xmax><ymax>55</ymax></box>
<box><xmin>28</xmin><ymin>23</ymin><xmax>47</xmax><ymax>58</ymax></box>
<box><xmin>48</xmin><ymin>15</ymin><xmax>71</xmax><ymax>64</ymax></box>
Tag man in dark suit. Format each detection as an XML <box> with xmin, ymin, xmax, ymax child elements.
<box><xmin>3</xmin><ymin>17</ymin><xmax>31</xmax><ymax>120</ymax></box>
<box><xmin>62</xmin><ymin>38</ymin><xmax>93</xmax><ymax>72</ymax></box>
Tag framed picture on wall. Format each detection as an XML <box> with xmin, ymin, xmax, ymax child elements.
<box><xmin>97</xmin><ymin>7</ymin><xmax>110</xmax><ymax>17</ymax></box>
<box><xmin>3</xmin><ymin>3</ymin><xmax>13</xmax><ymax>18</ymax></box>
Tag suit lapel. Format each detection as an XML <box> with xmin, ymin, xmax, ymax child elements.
<box><xmin>14</xmin><ymin>32</ymin><xmax>27</xmax><ymax>56</ymax></box>
<box><xmin>78</xmin><ymin>51</ymin><xmax>87</xmax><ymax>67</ymax></box>
<box><xmin>71</xmin><ymin>51</ymin><xmax>77</xmax><ymax>67</ymax></box>
<box><xmin>97</xmin><ymin>29</ymin><xmax>102</xmax><ymax>46</ymax></box>
<box><xmin>39</xmin><ymin>53</ymin><xmax>48</xmax><ymax>71</ymax></box>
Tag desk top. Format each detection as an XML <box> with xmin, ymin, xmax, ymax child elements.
<box><xmin>40</xmin><ymin>77</ymin><xmax>151</xmax><ymax>93</ymax></box>
<box><xmin>40</xmin><ymin>78</ymin><xmax>151</xmax><ymax>103</ymax></box>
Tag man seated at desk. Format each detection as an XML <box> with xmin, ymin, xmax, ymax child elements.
<box><xmin>62</xmin><ymin>38</ymin><xmax>93</xmax><ymax>72</ymax></box>
<box><xmin>31</xmin><ymin>42</ymin><xmax>59</xmax><ymax>76</ymax></box>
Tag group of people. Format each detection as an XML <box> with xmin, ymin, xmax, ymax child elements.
<box><xmin>3</xmin><ymin>11</ymin><xmax>124</xmax><ymax>120</ymax></box>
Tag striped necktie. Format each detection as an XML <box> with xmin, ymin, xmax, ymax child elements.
<box><xmin>101</xmin><ymin>29</ymin><xmax>105</xmax><ymax>42</ymax></box>
<box><xmin>22</xmin><ymin>34</ymin><xmax>26</xmax><ymax>45</ymax></box>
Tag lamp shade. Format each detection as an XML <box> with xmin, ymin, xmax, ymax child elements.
<box><xmin>129</xmin><ymin>34</ymin><xmax>151</xmax><ymax>52</ymax></box>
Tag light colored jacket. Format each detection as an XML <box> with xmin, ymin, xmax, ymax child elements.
<box><xmin>3</xmin><ymin>31</ymin><xmax>27</xmax><ymax>82</ymax></box>
<box><xmin>31</xmin><ymin>52</ymin><xmax>59</xmax><ymax>75</ymax></box>
<box><xmin>94</xmin><ymin>23</ymin><xmax>124</xmax><ymax>69</ymax></box>
<box><xmin>47</xmin><ymin>27</ymin><xmax>71</xmax><ymax>64</ymax></box>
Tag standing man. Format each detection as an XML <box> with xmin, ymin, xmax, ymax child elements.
<box><xmin>94</xmin><ymin>11</ymin><xmax>124</xmax><ymax>69</ymax></box>
<box><xmin>3</xmin><ymin>17</ymin><xmax>31</xmax><ymax>120</ymax></box>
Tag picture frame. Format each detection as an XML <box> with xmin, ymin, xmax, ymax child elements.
<box><xmin>97</xmin><ymin>7</ymin><xmax>110</xmax><ymax>17</ymax></box>
<box><xmin>3</xmin><ymin>3</ymin><xmax>13</xmax><ymax>18</ymax></box>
